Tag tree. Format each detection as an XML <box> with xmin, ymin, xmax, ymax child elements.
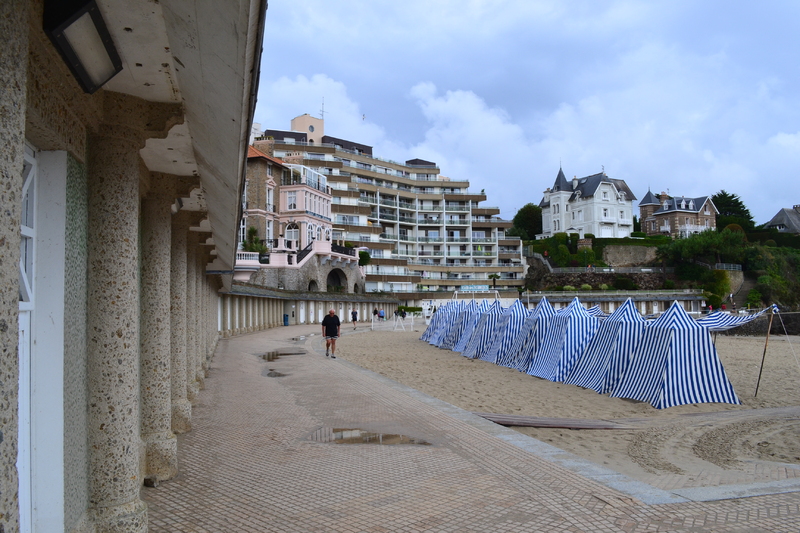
<box><xmin>633</xmin><ymin>214</ymin><xmax>641</xmax><ymax>233</ymax></box>
<box><xmin>358</xmin><ymin>250</ymin><xmax>371</xmax><ymax>266</ymax></box>
<box><xmin>241</xmin><ymin>226</ymin><xmax>268</xmax><ymax>253</ymax></box>
<box><xmin>712</xmin><ymin>190</ymin><xmax>755</xmax><ymax>231</ymax></box>
<box><xmin>511</xmin><ymin>203</ymin><xmax>542</xmax><ymax>241</ymax></box>
<box><xmin>488</xmin><ymin>273</ymin><xmax>500</xmax><ymax>289</ymax></box>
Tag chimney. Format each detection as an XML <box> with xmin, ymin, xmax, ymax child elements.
<box><xmin>794</xmin><ymin>205</ymin><xmax>800</xmax><ymax>213</ymax></box>
<box><xmin>572</xmin><ymin>176</ymin><xmax>578</xmax><ymax>189</ymax></box>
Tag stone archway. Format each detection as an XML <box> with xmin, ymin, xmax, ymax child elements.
<box><xmin>308</xmin><ymin>280</ymin><xmax>318</xmax><ymax>291</ymax></box>
<box><xmin>353</xmin><ymin>283</ymin><xmax>360</xmax><ymax>294</ymax></box>
<box><xmin>326</xmin><ymin>268</ymin><xmax>347</xmax><ymax>293</ymax></box>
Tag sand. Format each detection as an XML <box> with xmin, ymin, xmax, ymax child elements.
<box><xmin>336</xmin><ymin>327</ymin><xmax>800</xmax><ymax>488</ymax></box>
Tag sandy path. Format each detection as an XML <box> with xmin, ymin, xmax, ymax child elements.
<box><xmin>336</xmin><ymin>328</ymin><xmax>800</xmax><ymax>488</ymax></box>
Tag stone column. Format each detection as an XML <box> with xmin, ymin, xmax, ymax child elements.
<box><xmin>170</xmin><ymin>211</ymin><xmax>191</xmax><ymax>433</ymax></box>
<box><xmin>86</xmin><ymin>129</ymin><xmax>147</xmax><ymax>531</ymax></box>
<box><xmin>0</xmin><ymin>0</ymin><xmax>27</xmax><ymax>529</ymax></box>
<box><xmin>192</xmin><ymin>239</ymin><xmax>205</xmax><ymax>387</ymax></box>
<box><xmin>186</xmin><ymin>231</ymin><xmax>199</xmax><ymax>401</ymax></box>
<box><xmin>140</xmin><ymin>177</ymin><xmax>178</xmax><ymax>481</ymax></box>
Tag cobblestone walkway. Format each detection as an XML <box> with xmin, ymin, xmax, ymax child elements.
<box><xmin>143</xmin><ymin>326</ymin><xmax>800</xmax><ymax>532</ymax></box>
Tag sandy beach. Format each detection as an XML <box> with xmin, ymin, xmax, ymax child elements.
<box><xmin>335</xmin><ymin>326</ymin><xmax>800</xmax><ymax>488</ymax></box>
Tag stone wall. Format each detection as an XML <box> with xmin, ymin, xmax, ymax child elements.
<box><xmin>602</xmin><ymin>245</ymin><xmax>658</xmax><ymax>267</ymax></box>
<box><xmin>249</xmin><ymin>255</ymin><xmax>366</xmax><ymax>294</ymax></box>
<box><xmin>720</xmin><ymin>312</ymin><xmax>800</xmax><ymax>336</ymax></box>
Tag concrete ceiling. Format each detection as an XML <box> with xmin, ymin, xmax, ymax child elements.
<box><xmin>96</xmin><ymin>0</ymin><xmax>267</xmax><ymax>283</ymax></box>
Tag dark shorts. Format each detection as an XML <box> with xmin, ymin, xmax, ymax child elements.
<box><xmin>325</xmin><ymin>335</ymin><xmax>339</xmax><ymax>340</ymax></box>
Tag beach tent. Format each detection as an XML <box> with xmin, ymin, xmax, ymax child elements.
<box><xmin>453</xmin><ymin>300</ymin><xmax>491</xmax><ymax>353</ymax></box>
<box><xmin>461</xmin><ymin>301</ymin><xmax>505</xmax><ymax>359</ymax></box>
<box><xmin>527</xmin><ymin>298</ymin><xmax>600</xmax><ymax>382</ymax></box>
<box><xmin>440</xmin><ymin>300</ymin><xmax>477</xmax><ymax>351</ymax></box>
<box><xmin>479</xmin><ymin>300</ymin><xmax>530</xmax><ymax>364</ymax></box>
<box><xmin>696</xmin><ymin>305</ymin><xmax>778</xmax><ymax>332</ymax></box>
<box><xmin>428</xmin><ymin>301</ymin><xmax>463</xmax><ymax>347</ymax></box>
<box><xmin>421</xmin><ymin>300</ymin><xmax>456</xmax><ymax>342</ymax></box>
<box><xmin>563</xmin><ymin>298</ymin><xmax>645</xmax><ymax>393</ymax></box>
<box><xmin>586</xmin><ymin>305</ymin><xmax>608</xmax><ymax>318</ymax></box>
<box><xmin>610</xmin><ymin>300</ymin><xmax>741</xmax><ymax>409</ymax></box>
<box><xmin>497</xmin><ymin>297</ymin><xmax>556</xmax><ymax>370</ymax></box>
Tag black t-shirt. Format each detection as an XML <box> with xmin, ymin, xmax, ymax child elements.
<box><xmin>322</xmin><ymin>315</ymin><xmax>341</xmax><ymax>337</ymax></box>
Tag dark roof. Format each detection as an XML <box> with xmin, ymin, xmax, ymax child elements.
<box><xmin>765</xmin><ymin>207</ymin><xmax>800</xmax><ymax>233</ymax></box>
<box><xmin>639</xmin><ymin>189</ymin><xmax>660</xmax><ymax>206</ymax></box>
<box><xmin>321</xmin><ymin>135</ymin><xmax>373</xmax><ymax>156</ymax></box>
<box><xmin>405</xmin><ymin>158</ymin><xmax>437</xmax><ymax>167</ymax></box>
<box><xmin>263</xmin><ymin>129</ymin><xmax>307</xmax><ymax>143</ymax></box>
<box><xmin>652</xmin><ymin>195</ymin><xmax>716</xmax><ymax>215</ymax></box>
<box><xmin>552</xmin><ymin>168</ymin><xmax>570</xmax><ymax>192</ymax></box>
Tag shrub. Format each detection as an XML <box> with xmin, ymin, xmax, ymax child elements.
<box><xmin>746</xmin><ymin>289</ymin><xmax>763</xmax><ymax>307</ymax></box>
<box><xmin>580</xmin><ymin>284</ymin><xmax>592</xmax><ymax>291</ymax></box>
<box><xmin>613</xmin><ymin>276</ymin><xmax>638</xmax><ymax>290</ymax></box>
<box><xmin>598</xmin><ymin>283</ymin><xmax>609</xmax><ymax>290</ymax></box>
<box><xmin>764</xmin><ymin>239</ymin><xmax>777</xmax><ymax>247</ymax></box>
<box><xmin>707</xmin><ymin>293</ymin><xmax>722</xmax><ymax>309</ymax></box>
<box><xmin>584</xmin><ymin>233</ymin><xmax>595</xmax><ymax>240</ymax></box>
<box><xmin>663</xmin><ymin>279</ymin><xmax>675</xmax><ymax>290</ymax></box>
<box><xmin>358</xmin><ymin>250</ymin><xmax>371</xmax><ymax>266</ymax></box>
<box><xmin>563</xmin><ymin>285</ymin><xmax>576</xmax><ymax>291</ymax></box>
<box><xmin>631</xmin><ymin>231</ymin><xmax>647</xmax><ymax>238</ymax></box>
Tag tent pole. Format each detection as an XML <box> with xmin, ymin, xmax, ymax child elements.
<box><xmin>754</xmin><ymin>312</ymin><xmax>775</xmax><ymax>398</ymax></box>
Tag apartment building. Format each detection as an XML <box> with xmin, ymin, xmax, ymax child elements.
<box><xmin>254</xmin><ymin>115</ymin><xmax>525</xmax><ymax>302</ymax></box>
<box><xmin>538</xmin><ymin>169</ymin><xmax>637</xmax><ymax>239</ymax></box>
<box><xmin>639</xmin><ymin>189</ymin><xmax>718</xmax><ymax>237</ymax></box>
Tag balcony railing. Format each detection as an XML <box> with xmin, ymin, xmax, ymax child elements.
<box><xmin>418</xmin><ymin>205</ymin><xmax>443</xmax><ymax>211</ymax></box>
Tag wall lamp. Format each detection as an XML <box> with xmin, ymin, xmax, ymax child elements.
<box><xmin>44</xmin><ymin>0</ymin><xmax>123</xmax><ymax>94</ymax></box>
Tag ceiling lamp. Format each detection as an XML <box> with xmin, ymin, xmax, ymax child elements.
<box><xmin>44</xmin><ymin>0</ymin><xmax>123</xmax><ymax>94</ymax></box>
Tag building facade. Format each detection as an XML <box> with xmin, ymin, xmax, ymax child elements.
<box><xmin>639</xmin><ymin>190</ymin><xmax>718</xmax><ymax>237</ymax></box>
<box><xmin>255</xmin><ymin>116</ymin><xmax>525</xmax><ymax>303</ymax></box>
<box><xmin>538</xmin><ymin>169</ymin><xmax>637</xmax><ymax>239</ymax></box>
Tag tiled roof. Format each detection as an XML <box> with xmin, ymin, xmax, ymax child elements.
<box><xmin>248</xmin><ymin>145</ymin><xmax>286</xmax><ymax>166</ymax></box>
<box><xmin>765</xmin><ymin>207</ymin><xmax>800</xmax><ymax>233</ymax></box>
<box><xmin>639</xmin><ymin>189</ymin><xmax>660</xmax><ymax>206</ymax></box>
<box><xmin>653</xmin><ymin>195</ymin><xmax>716</xmax><ymax>215</ymax></box>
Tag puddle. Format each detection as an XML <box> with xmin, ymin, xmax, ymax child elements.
<box><xmin>262</xmin><ymin>368</ymin><xmax>286</xmax><ymax>378</ymax></box>
<box><xmin>309</xmin><ymin>427</ymin><xmax>431</xmax><ymax>446</ymax></box>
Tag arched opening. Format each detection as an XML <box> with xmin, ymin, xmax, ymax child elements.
<box><xmin>285</xmin><ymin>223</ymin><xmax>299</xmax><ymax>249</ymax></box>
<box><xmin>308</xmin><ymin>280</ymin><xmax>318</xmax><ymax>291</ymax></box>
<box><xmin>353</xmin><ymin>283</ymin><xmax>360</xmax><ymax>294</ymax></box>
<box><xmin>326</xmin><ymin>268</ymin><xmax>347</xmax><ymax>293</ymax></box>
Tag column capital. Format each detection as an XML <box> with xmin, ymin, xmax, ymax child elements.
<box><xmin>91</xmin><ymin>92</ymin><xmax>184</xmax><ymax>148</ymax></box>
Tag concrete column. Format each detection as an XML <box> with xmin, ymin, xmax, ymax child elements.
<box><xmin>170</xmin><ymin>212</ymin><xmax>191</xmax><ymax>433</ymax></box>
<box><xmin>0</xmin><ymin>0</ymin><xmax>27</xmax><ymax>528</ymax></box>
<box><xmin>86</xmin><ymin>129</ymin><xmax>147</xmax><ymax>531</ymax></box>
<box><xmin>140</xmin><ymin>179</ymin><xmax>178</xmax><ymax>481</ymax></box>
<box><xmin>193</xmin><ymin>243</ymin><xmax>205</xmax><ymax>386</ymax></box>
<box><xmin>186</xmin><ymin>232</ymin><xmax>199</xmax><ymax>401</ymax></box>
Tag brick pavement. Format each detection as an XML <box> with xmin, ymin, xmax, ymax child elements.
<box><xmin>143</xmin><ymin>326</ymin><xmax>800</xmax><ymax>532</ymax></box>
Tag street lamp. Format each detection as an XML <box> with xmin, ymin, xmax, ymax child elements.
<box><xmin>44</xmin><ymin>0</ymin><xmax>123</xmax><ymax>94</ymax></box>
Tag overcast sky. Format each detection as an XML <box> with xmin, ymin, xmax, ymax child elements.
<box><xmin>254</xmin><ymin>0</ymin><xmax>799</xmax><ymax>224</ymax></box>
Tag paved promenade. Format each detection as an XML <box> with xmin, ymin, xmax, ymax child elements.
<box><xmin>143</xmin><ymin>326</ymin><xmax>800</xmax><ymax>532</ymax></box>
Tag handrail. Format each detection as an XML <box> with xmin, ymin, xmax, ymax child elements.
<box><xmin>296</xmin><ymin>242</ymin><xmax>314</xmax><ymax>264</ymax></box>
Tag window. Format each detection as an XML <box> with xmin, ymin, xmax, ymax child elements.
<box><xmin>619</xmin><ymin>210</ymin><xmax>624</xmax><ymax>219</ymax></box>
<box><xmin>603</xmin><ymin>208</ymin><xmax>609</xmax><ymax>218</ymax></box>
<box><xmin>602</xmin><ymin>191</ymin><xmax>608</xmax><ymax>200</ymax></box>
<box><xmin>287</xmin><ymin>191</ymin><xmax>297</xmax><ymax>210</ymax></box>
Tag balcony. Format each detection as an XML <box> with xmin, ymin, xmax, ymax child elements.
<box><xmin>418</xmin><ymin>205</ymin><xmax>443</xmax><ymax>211</ymax></box>
<box><xmin>417</xmin><ymin>218</ymin><xmax>442</xmax><ymax>225</ymax></box>
<box><xmin>446</xmin><ymin>237</ymin><xmax>470</xmax><ymax>243</ymax></box>
<box><xmin>379</xmin><ymin>197</ymin><xmax>398</xmax><ymax>207</ymax></box>
<box><xmin>417</xmin><ymin>236</ymin><xmax>444</xmax><ymax>243</ymax></box>
<box><xmin>444</xmin><ymin>203</ymin><xmax>469</xmax><ymax>212</ymax></box>
<box><xmin>445</xmin><ymin>218</ymin><xmax>469</xmax><ymax>225</ymax></box>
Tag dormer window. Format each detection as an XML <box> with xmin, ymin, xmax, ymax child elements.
<box><xmin>680</xmin><ymin>199</ymin><xmax>686</xmax><ymax>209</ymax></box>
<box><xmin>663</xmin><ymin>200</ymin><xmax>669</xmax><ymax>208</ymax></box>
<box><xmin>689</xmin><ymin>200</ymin><xmax>695</xmax><ymax>209</ymax></box>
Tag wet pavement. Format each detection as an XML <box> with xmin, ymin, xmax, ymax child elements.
<box><xmin>143</xmin><ymin>325</ymin><xmax>800</xmax><ymax>532</ymax></box>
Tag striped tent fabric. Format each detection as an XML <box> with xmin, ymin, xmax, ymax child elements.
<box><xmin>453</xmin><ymin>300</ymin><xmax>491</xmax><ymax>353</ymax></box>
<box><xmin>461</xmin><ymin>301</ymin><xmax>505</xmax><ymax>359</ymax></box>
<box><xmin>527</xmin><ymin>298</ymin><xmax>600</xmax><ymax>382</ymax></box>
<box><xmin>610</xmin><ymin>300</ymin><xmax>741</xmax><ymax>409</ymax></box>
<box><xmin>428</xmin><ymin>301</ymin><xmax>463</xmax><ymax>347</ymax></box>
<box><xmin>479</xmin><ymin>300</ymin><xmax>530</xmax><ymax>364</ymax></box>
<box><xmin>586</xmin><ymin>305</ymin><xmax>608</xmax><ymax>318</ymax></box>
<box><xmin>563</xmin><ymin>298</ymin><xmax>645</xmax><ymax>393</ymax></box>
<box><xmin>497</xmin><ymin>298</ymin><xmax>555</xmax><ymax>370</ymax></box>
<box><xmin>439</xmin><ymin>300</ymin><xmax>477</xmax><ymax>351</ymax></box>
<box><xmin>696</xmin><ymin>304</ymin><xmax>778</xmax><ymax>332</ymax></box>
<box><xmin>419</xmin><ymin>305</ymin><xmax>444</xmax><ymax>342</ymax></box>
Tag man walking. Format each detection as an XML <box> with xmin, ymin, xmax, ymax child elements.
<box><xmin>322</xmin><ymin>309</ymin><xmax>341</xmax><ymax>358</ymax></box>
<box><xmin>351</xmin><ymin>308</ymin><xmax>358</xmax><ymax>330</ymax></box>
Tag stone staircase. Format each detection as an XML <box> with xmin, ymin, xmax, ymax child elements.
<box><xmin>731</xmin><ymin>277</ymin><xmax>756</xmax><ymax>310</ymax></box>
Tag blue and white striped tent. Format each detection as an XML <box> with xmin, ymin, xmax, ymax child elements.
<box><xmin>420</xmin><ymin>301</ymin><xmax>457</xmax><ymax>342</ymax></box>
<box><xmin>696</xmin><ymin>305</ymin><xmax>778</xmax><ymax>332</ymax></box>
<box><xmin>428</xmin><ymin>301</ymin><xmax>463</xmax><ymax>347</ymax></box>
<box><xmin>440</xmin><ymin>300</ymin><xmax>478</xmax><ymax>351</ymax></box>
<box><xmin>479</xmin><ymin>300</ymin><xmax>530</xmax><ymax>364</ymax></box>
<box><xmin>586</xmin><ymin>305</ymin><xmax>608</xmax><ymax>318</ymax></box>
<box><xmin>453</xmin><ymin>300</ymin><xmax>491</xmax><ymax>353</ymax></box>
<box><xmin>497</xmin><ymin>297</ymin><xmax>555</xmax><ymax>370</ymax></box>
<box><xmin>563</xmin><ymin>298</ymin><xmax>645</xmax><ymax>393</ymax></box>
<box><xmin>610</xmin><ymin>300</ymin><xmax>741</xmax><ymax>409</ymax></box>
<box><xmin>527</xmin><ymin>298</ymin><xmax>600</xmax><ymax>382</ymax></box>
<box><xmin>461</xmin><ymin>301</ymin><xmax>505</xmax><ymax>359</ymax></box>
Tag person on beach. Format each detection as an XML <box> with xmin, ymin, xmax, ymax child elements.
<box><xmin>373</xmin><ymin>308</ymin><xmax>378</xmax><ymax>321</ymax></box>
<box><xmin>322</xmin><ymin>309</ymin><xmax>341</xmax><ymax>358</ymax></box>
<box><xmin>351</xmin><ymin>308</ymin><xmax>358</xmax><ymax>330</ymax></box>
<box><xmin>379</xmin><ymin>309</ymin><xmax>385</xmax><ymax>321</ymax></box>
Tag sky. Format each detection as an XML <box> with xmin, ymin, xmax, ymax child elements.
<box><xmin>253</xmin><ymin>0</ymin><xmax>800</xmax><ymax>224</ymax></box>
